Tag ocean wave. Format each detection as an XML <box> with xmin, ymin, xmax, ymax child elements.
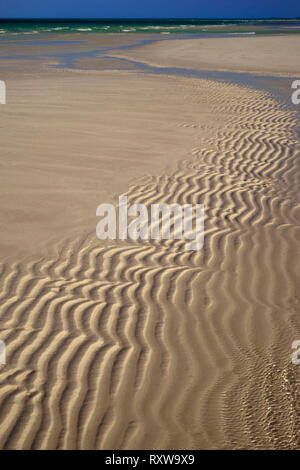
<box><xmin>230</xmin><ymin>32</ymin><xmax>256</xmax><ymax>35</ymax></box>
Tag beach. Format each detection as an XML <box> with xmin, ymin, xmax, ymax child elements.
<box><xmin>0</xmin><ymin>31</ymin><xmax>299</xmax><ymax>449</ymax></box>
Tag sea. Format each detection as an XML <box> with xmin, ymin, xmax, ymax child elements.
<box><xmin>0</xmin><ymin>18</ymin><xmax>300</xmax><ymax>36</ymax></box>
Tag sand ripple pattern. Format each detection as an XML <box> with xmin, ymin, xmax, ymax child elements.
<box><xmin>0</xmin><ymin>78</ymin><xmax>299</xmax><ymax>449</ymax></box>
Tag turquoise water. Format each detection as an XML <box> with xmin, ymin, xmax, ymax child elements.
<box><xmin>1</xmin><ymin>19</ymin><xmax>300</xmax><ymax>36</ymax></box>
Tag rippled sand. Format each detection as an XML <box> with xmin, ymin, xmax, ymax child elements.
<box><xmin>0</xmin><ymin>34</ymin><xmax>299</xmax><ymax>449</ymax></box>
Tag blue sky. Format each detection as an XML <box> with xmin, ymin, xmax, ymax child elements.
<box><xmin>0</xmin><ymin>0</ymin><xmax>299</xmax><ymax>19</ymax></box>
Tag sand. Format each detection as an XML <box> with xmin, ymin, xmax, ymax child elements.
<box><xmin>112</xmin><ymin>35</ymin><xmax>300</xmax><ymax>77</ymax></box>
<box><xmin>0</xmin><ymin>69</ymin><xmax>216</xmax><ymax>260</ymax></box>
<box><xmin>0</xmin><ymin>34</ymin><xmax>300</xmax><ymax>450</ymax></box>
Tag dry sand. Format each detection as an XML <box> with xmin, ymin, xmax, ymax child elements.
<box><xmin>0</xmin><ymin>34</ymin><xmax>300</xmax><ymax>449</ymax></box>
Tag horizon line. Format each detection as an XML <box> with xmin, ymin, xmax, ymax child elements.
<box><xmin>0</xmin><ymin>17</ymin><xmax>300</xmax><ymax>21</ymax></box>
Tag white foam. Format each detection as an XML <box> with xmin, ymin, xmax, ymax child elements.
<box><xmin>230</xmin><ymin>32</ymin><xmax>256</xmax><ymax>35</ymax></box>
